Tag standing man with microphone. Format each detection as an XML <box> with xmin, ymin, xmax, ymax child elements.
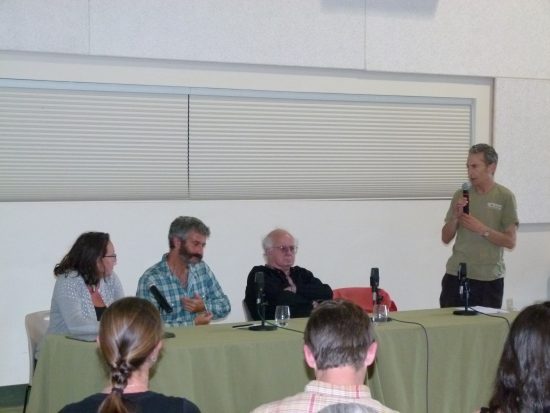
<box><xmin>137</xmin><ymin>216</ymin><xmax>231</xmax><ymax>326</ymax></box>
<box><xmin>440</xmin><ymin>144</ymin><xmax>519</xmax><ymax>309</ymax></box>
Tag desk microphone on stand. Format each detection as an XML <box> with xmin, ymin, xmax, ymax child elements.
<box><xmin>453</xmin><ymin>263</ymin><xmax>477</xmax><ymax>316</ymax></box>
<box><xmin>370</xmin><ymin>267</ymin><xmax>380</xmax><ymax>305</ymax></box>
<box><xmin>249</xmin><ymin>272</ymin><xmax>277</xmax><ymax>331</ymax></box>
<box><xmin>370</xmin><ymin>267</ymin><xmax>392</xmax><ymax>322</ymax></box>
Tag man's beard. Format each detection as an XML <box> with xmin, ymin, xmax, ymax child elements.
<box><xmin>179</xmin><ymin>244</ymin><xmax>202</xmax><ymax>263</ymax></box>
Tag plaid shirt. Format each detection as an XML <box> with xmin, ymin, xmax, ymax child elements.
<box><xmin>136</xmin><ymin>254</ymin><xmax>230</xmax><ymax>326</ymax></box>
<box><xmin>251</xmin><ymin>380</ymin><xmax>399</xmax><ymax>413</ymax></box>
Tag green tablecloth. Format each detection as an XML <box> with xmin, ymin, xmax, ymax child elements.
<box><xmin>370</xmin><ymin>308</ymin><xmax>514</xmax><ymax>413</ymax></box>
<box><xmin>27</xmin><ymin>308</ymin><xmax>514</xmax><ymax>413</ymax></box>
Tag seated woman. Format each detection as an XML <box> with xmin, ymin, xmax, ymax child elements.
<box><xmin>59</xmin><ymin>297</ymin><xmax>201</xmax><ymax>413</ymax></box>
<box><xmin>47</xmin><ymin>232</ymin><xmax>124</xmax><ymax>336</ymax></box>
<box><xmin>478</xmin><ymin>301</ymin><xmax>550</xmax><ymax>413</ymax></box>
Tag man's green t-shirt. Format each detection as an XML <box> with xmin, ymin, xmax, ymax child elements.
<box><xmin>445</xmin><ymin>183</ymin><xmax>518</xmax><ymax>281</ymax></box>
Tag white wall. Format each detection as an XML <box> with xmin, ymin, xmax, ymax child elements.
<box><xmin>3</xmin><ymin>0</ymin><xmax>550</xmax><ymax>78</ymax></box>
<box><xmin>1</xmin><ymin>0</ymin><xmax>550</xmax><ymax>387</ymax></box>
<box><xmin>494</xmin><ymin>78</ymin><xmax>550</xmax><ymax>223</ymax></box>
<box><xmin>2</xmin><ymin>200</ymin><xmax>549</xmax><ymax>386</ymax></box>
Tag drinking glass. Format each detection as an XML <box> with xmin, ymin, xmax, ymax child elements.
<box><xmin>274</xmin><ymin>305</ymin><xmax>291</xmax><ymax>327</ymax></box>
<box><xmin>373</xmin><ymin>304</ymin><xmax>389</xmax><ymax>323</ymax></box>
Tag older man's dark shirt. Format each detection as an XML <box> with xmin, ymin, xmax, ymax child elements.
<box><xmin>245</xmin><ymin>265</ymin><xmax>333</xmax><ymax>320</ymax></box>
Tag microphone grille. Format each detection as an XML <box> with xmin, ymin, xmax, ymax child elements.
<box><xmin>254</xmin><ymin>271</ymin><xmax>264</xmax><ymax>285</ymax></box>
<box><xmin>462</xmin><ymin>182</ymin><xmax>471</xmax><ymax>190</ymax></box>
<box><xmin>370</xmin><ymin>267</ymin><xmax>379</xmax><ymax>279</ymax></box>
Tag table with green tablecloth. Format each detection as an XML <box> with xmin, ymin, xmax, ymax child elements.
<box><xmin>27</xmin><ymin>308</ymin><xmax>514</xmax><ymax>413</ymax></box>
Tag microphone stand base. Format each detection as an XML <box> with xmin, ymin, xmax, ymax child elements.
<box><xmin>249</xmin><ymin>324</ymin><xmax>277</xmax><ymax>331</ymax></box>
<box><xmin>453</xmin><ymin>309</ymin><xmax>477</xmax><ymax>316</ymax></box>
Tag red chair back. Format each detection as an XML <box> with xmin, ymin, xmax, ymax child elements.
<box><xmin>332</xmin><ymin>287</ymin><xmax>397</xmax><ymax>313</ymax></box>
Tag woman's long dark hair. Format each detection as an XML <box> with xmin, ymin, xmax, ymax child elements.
<box><xmin>488</xmin><ymin>301</ymin><xmax>550</xmax><ymax>413</ymax></box>
<box><xmin>54</xmin><ymin>232</ymin><xmax>110</xmax><ymax>286</ymax></box>
<box><xmin>98</xmin><ymin>297</ymin><xmax>163</xmax><ymax>413</ymax></box>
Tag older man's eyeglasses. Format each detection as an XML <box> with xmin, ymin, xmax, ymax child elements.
<box><xmin>271</xmin><ymin>245</ymin><xmax>298</xmax><ymax>254</ymax></box>
<box><xmin>103</xmin><ymin>254</ymin><xmax>117</xmax><ymax>260</ymax></box>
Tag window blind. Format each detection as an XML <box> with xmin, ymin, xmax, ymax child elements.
<box><xmin>0</xmin><ymin>87</ymin><xmax>188</xmax><ymax>201</ymax></box>
<box><xmin>0</xmin><ymin>84</ymin><xmax>473</xmax><ymax>201</ymax></box>
<box><xmin>189</xmin><ymin>94</ymin><xmax>471</xmax><ymax>199</ymax></box>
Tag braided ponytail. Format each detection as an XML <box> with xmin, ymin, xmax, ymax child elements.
<box><xmin>97</xmin><ymin>297</ymin><xmax>163</xmax><ymax>413</ymax></box>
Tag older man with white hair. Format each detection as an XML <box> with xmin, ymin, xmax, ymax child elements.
<box><xmin>244</xmin><ymin>228</ymin><xmax>332</xmax><ymax>321</ymax></box>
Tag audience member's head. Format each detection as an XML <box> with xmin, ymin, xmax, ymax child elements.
<box><xmin>54</xmin><ymin>231</ymin><xmax>116</xmax><ymax>285</ymax></box>
<box><xmin>487</xmin><ymin>301</ymin><xmax>550</xmax><ymax>413</ymax></box>
<box><xmin>98</xmin><ymin>297</ymin><xmax>164</xmax><ymax>413</ymax></box>
<box><xmin>262</xmin><ymin>228</ymin><xmax>298</xmax><ymax>272</ymax></box>
<box><xmin>250</xmin><ymin>299</ymin><xmax>394</xmax><ymax>412</ymax></box>
<box><xmin>303</xmin><ymin>300</ymin><xmax>376</xmax><ymax>382</ymax></box>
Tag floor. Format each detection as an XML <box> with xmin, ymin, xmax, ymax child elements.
<box><xmin>0</xmin><ymin>407</ymin><xmax>23</xmax><ymax>413</ymax></box>
<box><xmin>0</xmin><ymin>384</ymin><xmax>25</xmax><ymax>413</ymax></box>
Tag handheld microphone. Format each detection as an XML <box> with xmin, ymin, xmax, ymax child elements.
<box><xmin>370</xmin><ymin>268</ymin><xmax>380</xmax><ymax>305</ymax></box>
<box><xmin>149</xmin><ymin>285</ymin><xmax>173</xmax><ymax>313</ymax></box>
<box><xmin>462</xmin><ymin>182</ymin><xmax>471</xmax><ymax>214</ymax></box>
<box><xmin>254</xmin><ymin>271</ymin><xmax>265</xmax><ymax>305</ymax></box>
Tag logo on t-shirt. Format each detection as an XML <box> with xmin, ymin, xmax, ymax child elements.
<box><xmin>487</xmin><ymin>202</ymin><xmax>502</xmax><ymax>211</ymax></box>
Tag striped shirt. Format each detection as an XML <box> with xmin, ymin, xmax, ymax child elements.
<box><xmin>251</xmin><ymin>380</ymin><xmax>399</xmax><ymax>413</ymax></box>
<box><xmin>136</xmin><ymin>254</ymin><xmax>230</xmax><ymax>326</ymax></box>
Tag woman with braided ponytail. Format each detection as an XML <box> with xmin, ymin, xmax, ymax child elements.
<box><xmin>59</xmin><ymin>297</ymin><xmax>200</xmax><ymax>413</ymax></box>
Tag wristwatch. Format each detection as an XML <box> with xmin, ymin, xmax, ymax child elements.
<box><xmin>482</xmin><ymin>230</ymin><xmax>490</xmax><ymax>238</ymax></box>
